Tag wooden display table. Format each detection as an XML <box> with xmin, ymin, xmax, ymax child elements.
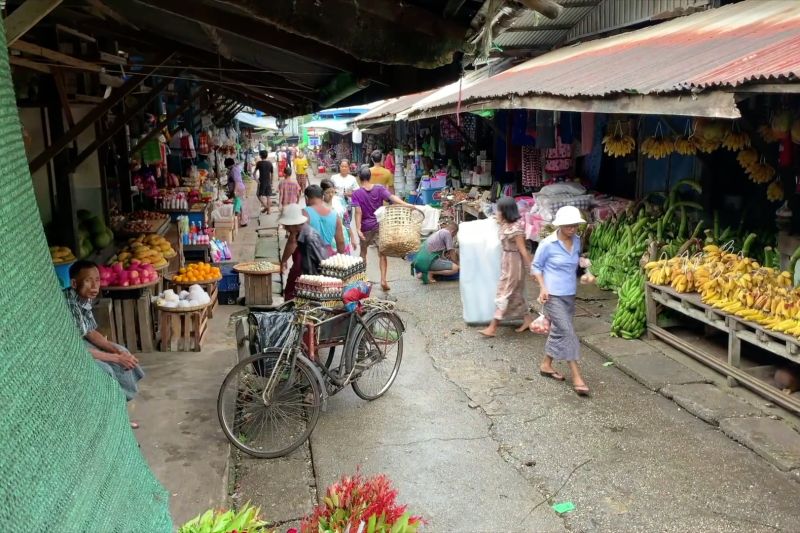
<box><xmin>165</xmin><ymin>275</ymin><xmax>220</xmax><ymax>318</ymax></box>
<box><xmin>101</xmin><ymin>280</ymin><xmax>158</xmax><ymax>352</ymax></box>
<box><xmin>645</xmin><ymin>282</ymin><xmax>800</xmax><ymax>415</ymax></box>
<box><xmin>158</xmin><ymin>303</ymin><xmax>209</xmax><ymax>352</ymax></box>
<box><xmin>234</xmin><ymin>262</ymin><xmax>280</xmax><ymax>307</ymax></box>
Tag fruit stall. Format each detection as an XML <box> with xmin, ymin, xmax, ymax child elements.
<box><xmin>581</xmin><ymin>104</ymin><xmax>800</xmax><ymax>411</ymax></box>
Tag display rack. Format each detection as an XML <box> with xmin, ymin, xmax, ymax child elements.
<box><xmin>645</xmin><ymin>282</ymin><xmax>800</xmax><ymax>414</ymax></box>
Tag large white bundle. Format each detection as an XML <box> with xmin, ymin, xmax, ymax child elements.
<box><xmin>459</xmin><ymin>218</ymin><xmax>501</xmax><ymax>325</ymax></box>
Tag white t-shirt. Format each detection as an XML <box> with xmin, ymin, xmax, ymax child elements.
<box><xmin>332</xmin><ymin>174</ymin><xmax>359</xmax><ymax>198</ymax></box>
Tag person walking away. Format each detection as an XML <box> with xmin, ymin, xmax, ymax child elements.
<box><xmin>279</xmin><ymin>204</ymin><xmax>331</xmax><ymax>300</ymax></box>
<box><xmin>479</xmin><ymin>197</ymin><xmax>533</xmax><ymax>337</ymax></box>
<box><xmin>369</xmin><ymin>149</ymin><xmax>395</xmax><ymax>194</ymax></box>
<box><xmin>303</xmin><ymin>184</ymin><xmax>345</xmax><ymax>256</ymax></box>
<box><xmin>294</xmin><ymin>149</ymin><xmax>310</xmax><ymax>191</ymax></box>
<box><xmin>277</xmin><ymin>146</ymin><xmax>288</xmax><ymax>178</ymax></box>
<box><xmin>531</xmin><ymin>206</ymin><xmax>590</xmax><ymax>396</ymax></box>
<box><xmin>225</xmin><ymin>157</ymin><xmax>249</xmax><ymax>227</ymax></box>
<box><xmin>352</xmin><ymin>165</ymin><xmax>412</xmax><ymax>292</ymax></box>
<box><xmin>321</xmin><ymin>178</ymin><xmax>352</xmax><ymax>254</ymax></box>
<box><xmin>412</xmin><ymin>223</ymin><xmax>459</xmax><ymax>283</ymax></box>
<box><xmin>278</xmin><ymin>164</ymin><xmax>300</xmax><ymax>213</ymax></box>
<box><xmin>254</xmin><ymin>150</ymin><xmax>274</xmax><ymax>214</ymax></box>
<box><xmin>65</xmin><ymin>260</ymin><xmax>144</xmax><ymax>428</ymax></box>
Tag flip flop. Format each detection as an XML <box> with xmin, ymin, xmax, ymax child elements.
<box><xmin>573</xmin><ymin>385</ymin><xmax>590</xmax><ymax>396</ymax></box>
<box><xmin>130</xmin><ymin>422</ymin><xmax>140</xmax><ymax>429</ymax></box>
<box><xmin>539</xmin><ymin>370</ymin><xmax>565</xmax><ymax>381</ymax></box>
<box><xmin>479</xmin><ymin>330</ymin><xmax>496</xmax><ymax>338</ymax></box>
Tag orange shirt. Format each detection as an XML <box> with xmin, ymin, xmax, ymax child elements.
<box><xmin>370</xmin><ymin>166</ymin><xmax>394</xmax><ymax>188</ymax></box>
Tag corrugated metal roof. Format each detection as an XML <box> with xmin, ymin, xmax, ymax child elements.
<box><xmin>351</xmin><ymin>91</ymin><xmax>436</xmax><ymax>125</ymax></box>
<box><xmin>413</xmin><ymin>0</ymin><xmax>800</xmax><ymax>115</ymax></box>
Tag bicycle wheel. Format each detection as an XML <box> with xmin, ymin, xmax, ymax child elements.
<box><xmin>347</xmin><ymin>311</ymin><xmax>404</xmax><ymax>400</ymax></box>
<box><xmin>217</xmin><ymin>349</ymin><xmax>321</xmax><ymax>458</ymax></box>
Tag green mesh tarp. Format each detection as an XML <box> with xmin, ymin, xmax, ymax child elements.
<box><xmin>0</xmin><ymin>25</ymin><xmax>172</xmax><ymax>532</ymax></box>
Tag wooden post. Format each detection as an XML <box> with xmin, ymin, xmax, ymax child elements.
<box><xmin>644</xmin><ymin>283</ymin><xmax>658</xmax><ymax>339</ymax></box>
<box><xmin>727</xmin><ymin>317</ymin><xmax>742</xmax><ymax>387</ymax></box>
<box><xmin>4</xmin><ymin>0</ymin><xmax>64</xmax><ymax>45</ymax></box>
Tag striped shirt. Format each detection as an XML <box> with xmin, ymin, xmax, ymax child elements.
<box><xmin>279</xmin><ymin>178</ymin><xmax>301</xmax><ymax>206</ymax></box>
<box><xmin>64</xmin><ymin>288</ymin><xmax>97</xmax><ymax>337</ymax></box>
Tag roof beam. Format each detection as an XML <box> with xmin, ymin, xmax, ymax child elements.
<box><xmin>10</xmin><ymin>39</ymin><xmax>103</xmax><ymax>73</ymax></box>
<box><xmin>69</xmin><ymin>74</ymin><xmax>175</xmax><ymax>171</ymax></box>
<box><xmin>29</xmin><ymin>52</ymin><xmax>174</xmax><ymax>173</ymax></box>
<box><xmin>134</xmin><ymin>0</ymin><xmax>362</xmax><ymax>73</ymax></box>
<box><xmin>506</xmin><ymin>25</ymin><xmax>573</xmax><ymax>32</ymax></box>
<box><xmin>4</xmin><ymin>0</ymin><xmax>63</xmax><ymax>46</ymax></box>
<box><xmin>517</xmin><ymin>0</ymin><xmax>564</xmax><ymax>20</ymax></box>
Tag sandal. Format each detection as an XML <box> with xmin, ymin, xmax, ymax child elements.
<box><xmin>573</xmin><ymin>385</ymin><xmax>590</xmax><ymax>396</ymax></box>
<box><xmin>130</xmin><ymin>422</ymin><xmax>140</xmax><ymax>429</ymax></box>
<box><xmin>539</xmin><ymin>370</ymin><xmax>565</xmax><ymax>381</ymax></box>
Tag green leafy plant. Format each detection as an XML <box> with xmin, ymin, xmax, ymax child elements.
<box><xmin>178</xmin><ymin>502</ymin><xmax>273</xmax><ymax>533</ymax></box>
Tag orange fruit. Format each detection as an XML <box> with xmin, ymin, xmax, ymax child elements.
<box><xmin>179</xmin><ymin>267</ymin><xmax>186</xmax><ymax>274</ymax></box>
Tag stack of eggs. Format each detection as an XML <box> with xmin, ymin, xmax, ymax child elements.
<box><xmin>295</xmin><ymin>275</ymin><xmax>343</xmax><ymax>302</ymax></box>
<box><xmin>320</xmin><ymin>254</ymin><xmax>366</xmax><ymax>284</ymax></box>
<box><xmin>156</xmin><ymin>285</ymin><xmax>212</xmax><ymax>310</ymax></box>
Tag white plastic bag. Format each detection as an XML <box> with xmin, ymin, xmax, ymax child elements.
<box><xmin>459</xmin><ymin>218</ymin><xmax>501</xmax><ymax>324</ymax></box>
<box><xmin>529</xmin><ymin>313</ymin><xmax>551</xmax><ymax>335</ymax></box>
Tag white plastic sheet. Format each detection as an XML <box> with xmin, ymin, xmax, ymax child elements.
<box><xmin>459</xmin><ymin>218</ymin><xmax>501</xmax><ymax>325</ymax></box>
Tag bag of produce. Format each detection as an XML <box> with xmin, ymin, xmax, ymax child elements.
<box><xmin>530</xmin><ymin>313</ymin><xmax>550</xmax><ymax>335</ymax></box>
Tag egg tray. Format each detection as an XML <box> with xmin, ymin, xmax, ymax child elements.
<box><xmin>320</xmin><ymin>263</ymin><xmax>366</xmax><ymax>280</ymax></box>
<box><xmin>295</xmin><ymin>297</ymin><xmax>341</xmax><ymax>309</ymax></box>
<box><xmin>295</xmin><ymin>290</ymin><xmax>343</xmax><ymax>302</ymax></box>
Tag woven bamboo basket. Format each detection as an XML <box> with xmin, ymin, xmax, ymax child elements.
<box><xmin>378</xmin><ymin>206</ymin><xmax>424</xmax><ymax>258</ymax></box>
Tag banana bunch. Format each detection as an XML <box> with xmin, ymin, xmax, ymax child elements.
<box><xmin>758</xmin><ymin>124</ymin><xmax>780</xmax><ymax>144</ymax></box>
<box><xmin>602</xmin><ymin>131</ymin><xmax>636</xmax><ymax>157</ymax></box>
<box><xmin>611</xmin><ymin>271</ymin><xmax>646</xmax><ymax>340</ymax></box>
<box><xmin>737</xmin><ymin>148</ymin><xmax>758</xmax><ymax>172</ymax></box>
<box><xmin>641</xmin><ymin>136</ymin><xmax>674</xmax><ymax>159</ymax></box>
<box><xmin>721</xmin><ymin>130</ymin><xmax>751</xmax><ymax>151</ymax></box>
<box><xmin>692</xmin><ymin>136</ymin><xmax>721</xmax><ymax>154</ymax></box>
<box><xmin>673</xmin><ymin>136</ymin><xmax>696</xmax><ymax>156</ymax></box>
<box><xmin>747</xmin><ymin>161</ymin><xmax>775</xmax><ymax>184</ymax></box>
<box><xmin>767</xmin><ymin>180</ymin><xmax>784</xmax><ymax>202</ymax></box>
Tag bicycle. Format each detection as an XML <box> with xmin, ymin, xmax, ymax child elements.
<box><xmin>217</xmin><ymin>299</ymin><xmax>405</xmax><ymax>458</ymax></box>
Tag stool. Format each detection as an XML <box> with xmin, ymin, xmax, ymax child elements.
<box><xmin>159</xmin><ymin>307</ymin><xmax>208</xmax><ymax>352</ymax></box>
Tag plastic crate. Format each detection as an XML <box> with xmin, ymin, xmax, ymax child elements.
<box><xmin>54</xmin><ymin>261</ymin><xmax>75</xmax><ymax>289</ymax></box>
<box><xmin>216</xmin><ymin>262</ymin><xmax>240</xmax><ymax>292</ymax></box>
<box><xmin>421</xmin><ymin>187</ymin><xmax>443</xmax><ymax>205</ymax></box>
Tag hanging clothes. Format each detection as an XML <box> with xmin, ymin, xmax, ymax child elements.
<box><xmin>197</xmin><ymin>131</ymin><xmax>211</xmax><ymax>156</ymax></box>
<box><xmin>580</xmin><ymin>113</ymin><xmax>595</xmax><ymax>156</ymax></box>
<box><xmin>180</xmin><ymin>132</ymin><xmax>196</xmax><ymax>159</ymax></box>
<box><xmin>511</xmin><ymin>110</ymin><xmax>535</xmax><ymax>146</ymax></box>
<box><xmin>522</xmin><ymin>146</ymin><xmax>544</xmax><ymax>189</ymax></box>
<box><xmin>544</xmin><ymin>132</ymin><xmax>572</xmax><ymax>178</ymax></box>
<box><xmin>535</xmin><ymin>111</ymin><xmax>555</xmax><ymax>149</ymax></box>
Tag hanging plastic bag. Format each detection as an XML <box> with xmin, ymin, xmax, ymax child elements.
<box><xmin>530</xmin><ymin>313</ymin><xmax>551</xmax><ymax>335</ymax></box>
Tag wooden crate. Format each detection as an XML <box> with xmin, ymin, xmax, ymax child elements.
<box><xmin>107</xmin><ymin>293</ymin><xmax>154</xmax><ymax>352</ymax></box>
<box><xmin>159</xmin><ymin>307</ymin><xmax>208</xmax><ymax>352</ymax></box>
<box><xmin>243</xmin><ymin>272</ymin><xmax>273</xmax><ymax>306</ymax></box>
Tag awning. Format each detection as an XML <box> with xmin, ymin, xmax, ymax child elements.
<box><xmin>350</xmin><ymin>91</ymin><xmax>435</xmax><ymax>127</ymax></box>
<box><xmin>409</xmin><ymin>0</ymin><xmax>800</xmax><ymax>120</ymax></box>
<box><xmin>235</xmin><ymin>112</ymin><xmax>278</xmax><ymax>130</ymax></box>
<box><xmin>302</xmin><ymin>119</ymin><xmax>352</xmax><ymax>134</ymax></box>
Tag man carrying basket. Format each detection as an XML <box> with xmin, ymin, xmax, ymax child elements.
<box><xmin>352</xmin><ymin>165</ymin><xmax>414</xmax><ymax>292</ymax></box>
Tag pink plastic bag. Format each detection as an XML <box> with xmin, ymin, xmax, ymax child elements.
<box><xmin>530</xmin><ymin>313</ymin><xmax>551</xmax><ymax>335</ymax></box>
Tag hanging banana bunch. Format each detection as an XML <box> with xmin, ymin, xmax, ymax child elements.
<box><xmin>721</xmin><ymin>122</ymin><xmax>751</xmax><ymax>151</ymax></box>
<box><xmin>767</xmin><ymin>180</ymin><xmax>784</xmax><ymax>202</ymax></box>
<box><xmin>641</xmin><ymin>121</ymin><xmax>673</xmax><ymax>159</ymax></box>
<box><xmin>602</xmin><ymin>120</ymin><xmax>636</xmax><ymax>157</ymax></box>
<box><xmin>758</xmin><ymin>124</ymin><xmax>781</xmax><ymax>143</ymax></box>
<box><xmin>747</xmin><ymin>156</ymin><xmax>776</xmax><ymax>184</ymax></box>
<box><xmin>673</xmin><ymin>119</ymin><xmax>696</xmax><ymax>156</ymax></box>
<box><xmin>737</xmin><ymin>148</ymin><xmax>758</xmax><ymax>173</ymax></box>
<box><xmin>692</xmin><ymin>136</ymin><xmax>721</xmax><ymax>153</ymax></box>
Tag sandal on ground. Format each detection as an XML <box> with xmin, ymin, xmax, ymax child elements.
<box><xmin>539</xmin><ymin>370</ymin><xmax>565</xmax><ymax>381</ymax></box>
<box><xmin>130</xmin><ymin>422</ymin><xmax>140</xmax><ymax>429</ymax></box>
<box><xmin>573</xmin><ymin>385</ymin><xmax>590</xmax><ymax>396</ymax></box>
<box><xmin>478</xmin><ymin>329</ymin><xmax>496</xmax><ymax>338</ymax></box>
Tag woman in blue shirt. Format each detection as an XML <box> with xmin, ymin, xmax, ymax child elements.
<box><xmin>531</xmin><ymin>206</ymin><xmax>590</xmax><ymax>396</ymax></box>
